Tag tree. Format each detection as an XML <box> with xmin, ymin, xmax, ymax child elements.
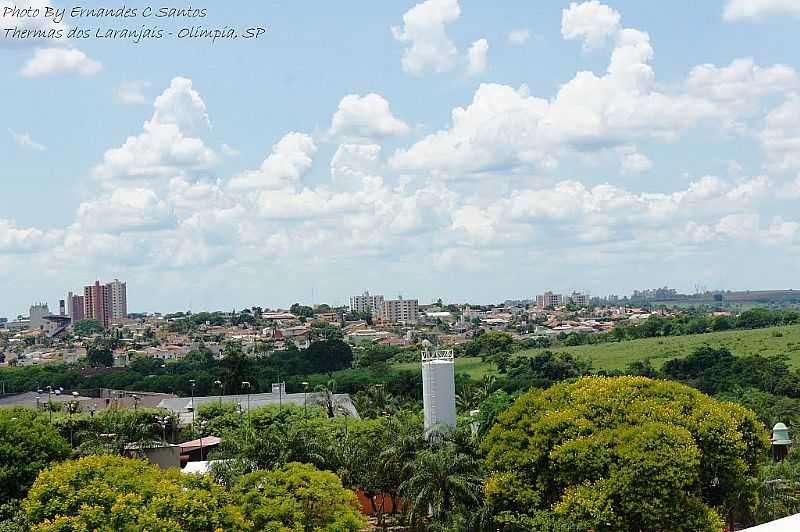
<box><xmin>220</xmin><ymin>343</ymin><xmax>253</xmax><ymax>393</ymax></box>
<box><xmin>755</xmin><ymin>458</ymin><xmax>800</xmax><ymax>525</ymax></box>
<box><xmin>72</xmin><ymin>319</ymin><xmax>104</xmax><ymax>337</ymax></box>
<box><xmin>711</xmin><ymin>315</ymin><xmax>734</xmax><ymax>331</ymax></box>
<box><xmin>314</xmin><ymin>379</ymin><xmax>351</xmax><ymax>418</ymax></box>
<box><xmin>482</xmin><ymin>376</ymin><xmax>769</xmax><ymax>531</ymax></box>
<box><xmin>738</xmin><ymin>308</ymin><xmax>780</xmax><ymax>329</ymax></box>
<box><xmin>475</xmin><ymin>390</ymin><xmax>513</xmax><ymax>439</ymax></box>
<box><xmin>461</xmin><ymin>331</ymin><xmax>514</xmax><ymax>359</ymax></box>
<box><xmin>401</xmin><ymin>443</ymin><xmax>482</xmax><ymax>527</ymax></box>
<box><xmin>289</xmin><ymin>303</ymin><xmax>314</xmax><ymax>318</ymax></box>
<box><xmin>0</xmin><ymin>409</ymin><xmax>71</xmax><ymax>504</ymax></box>
<box><xmin>235</xmin><ymin>462</ymin><xmax>365</xmax><ymax>531</ymax></box>
<box><xmin>86</xmin><ymin>338</ymin><xmax>114</xmax><ymax>367</ymax></box>
<box><xmin>502</xmin><ymin>350</ymin><xmax>591</xmax><ymax>391</ymax></box>
<box><xmin>21</xmin><ymin>455</ymin><xmax>248</xmax><ymax>530</ymax></box>
<box><xmin>305</xmin><ymin>340</ymin><xmax>353</xmax><ymax>374</ymax></box>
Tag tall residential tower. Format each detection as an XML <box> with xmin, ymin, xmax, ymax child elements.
<box><xmin>107</xmin><ymin>279</ymin><xmax>128</xmax><ymax>321</ymax></box>
<box><xmin>83</xmin><ymin>281</ymin><xmax>111</xmax><ymax>329</ymax></box>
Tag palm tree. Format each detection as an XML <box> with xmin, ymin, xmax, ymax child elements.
<box><xmin>380</xmin><ymin>413</ymin><xmax>426</xmax><ymax>513</ymax></box>
<box><xmin>754</xmin><ymin>460</ymin><xmax>800</xmax><ymax>525</ymax></box>
<box><xmin>314</xmin><ymin>379</ymin><xmax>350</xmax><ymax>417</ymax></box>
<box><xmin>400</xmin><ymin>443</ymin><xmax>482</xmax><ymax>527</ymax></box>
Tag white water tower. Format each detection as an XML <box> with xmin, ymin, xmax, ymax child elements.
<box><xmin>422</xmin><ymin>349</ymin><xmax>457</xmax><ymax>435</ymax></box>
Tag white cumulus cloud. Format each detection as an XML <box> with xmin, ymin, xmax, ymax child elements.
<box><xmin>466</xmin><ymin>38</ymin><xmax>489</xmax><ymax>76</ymax></box>
<box><xmin>228</xmin><ymin>132</ymin><xmax>317</xmax><ymax>190</ymax></box>
<box><xmin>93</xmin><ymin>77</ymin><xmax>217</xmax><ymax>181</ymax></box>
<box><xmin>21</xmin><ymin>47</ymin><xmax>102</xmax><ymax>77</ymax></box>
<box><xmin>724</xmin><ymin>0</ymin><xmax>800</xmax><ymax>21</ymax></box>
<box><xmin>760</xmin><ymin>93</ymin><xmax>800</xmax><ymax>173</ymax></box>
<box><xmin>561</xmin><ymin>0</ymin><xmax>621</xmax><ymax>50</ymax></box>
<box><xmin>329</xmin><ymin>93</ymin><xmax>410</xmax><ymax>142</ymax></box>
<box><xmin>75</xmin><ymin>187</ymin><xmax>175</xmax><ymax>234</ymax></box>
<box><xmin>392</xmin><ymin>0</ymin><xmax>461</xmax><ymax>75</ymax></box>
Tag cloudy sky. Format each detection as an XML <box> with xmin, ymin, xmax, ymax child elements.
<box><xmin>2</xmin><ymin>0</ymin><xmax>800</xmax><ymax>317</ymax></box>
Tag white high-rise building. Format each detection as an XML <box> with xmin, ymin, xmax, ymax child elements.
<box><xmin>380</xmin><ymin>297</ymin><xmax>419</xmax><ymax>324</ymax></box>
<box><xmin>422</xmin><ymin>349</ymin><xmax>457</xmax><ymax>435</ymax></box>
<box><xmin>349</xmin><ymin>291</ymin><xmax>384</xmax><ymax>315</ymax></box>
<box><xmin>107</xmin><ymin>279</ymin><xmax>128</xmax><ymax>322</ymax></box>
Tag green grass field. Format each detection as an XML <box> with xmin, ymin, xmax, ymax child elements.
<box><xmin>393</xmin><ymin>324</ymin><xmax>800</xmax><ymax>379</ymax></box>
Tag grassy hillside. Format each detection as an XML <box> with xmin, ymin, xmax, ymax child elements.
<box><xmin>393</xmin><ymin>324</ymin><xmax>800</xmax><ymax>378</ymax></box>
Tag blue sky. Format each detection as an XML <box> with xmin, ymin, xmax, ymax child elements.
<box><xmin>2</xmin><ymin>0</ymin><xmax>800</xmax><ymax>317</ymax></box>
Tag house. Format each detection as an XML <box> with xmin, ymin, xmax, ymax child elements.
<box><xmin>346</xmin><ymin>329</ymin><xmax>394</xmax><ymax>344</ymax></box>
<box><xmin>178</xmin><ymin>436</ymin><xmax>222</xmax><ymax>464</ymax></box>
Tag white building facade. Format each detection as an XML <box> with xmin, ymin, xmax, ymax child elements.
<box><xmin>107</xmin><ymin>279</ymin><xmax>128</xmax><ymax>322</ymax></box>
<box><xmin>422</xmin><ymin>349</ymin><xmax>457</xmax><ymax>435</ymax></box>
<box><xmin>349</xmin><ymin>291</ymin><xmax>384</xmax><ymax>315</ymax></box>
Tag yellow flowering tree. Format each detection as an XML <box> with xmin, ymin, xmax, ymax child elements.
<box><xmin>482</xmin><ymin>376</ymin><xmax>769</xmax><ymax>531</ymax></box>
<box><xmin>22</xmin><ymin>455</ymin><xmax>248</xmax><ymax>531</ymax></box>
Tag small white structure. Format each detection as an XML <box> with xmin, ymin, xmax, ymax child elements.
<box><xmin>743</xmin><ymin>513</ymin><xmax>800</xmax><ymax>531</ymax></box>
<box><xmin>422</xmin><ymin>349</ymin><xmax>457</xmax><ymax>435</ymax></box>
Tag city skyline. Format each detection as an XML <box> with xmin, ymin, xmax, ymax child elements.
<box><xmin>4</xmin><ymin>281</ymin><xmax>798</xmax><ymax>320</ymax></box>
<box><xmin>2</xmin><ymin>0</ymin><xmax>800</xmax><ymax>318</ymax></box>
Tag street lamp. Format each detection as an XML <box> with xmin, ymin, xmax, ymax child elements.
<box><xmin>67</xmin><ymin>393</ymin><xmax>79</xmax><ymax>446</ymax></box>
<box><xmin>198</xmin><ymin>420</ymin><xmax>208</xmax><ymax>461</ymax></box>
<box><xmin>213</xmin><ymin>380</ymin><xmax>223</xmax><ymax>404</ymax></box>
<box><xmin>302</xmin><ymin>381</ymin><xmax>309</xmax><ymax>417</ymax></box>
<box><xmin>189</xmin><ymin>379</ymin><xmax>196</xmax><ymax>438</ymax></box>
<box><xmin>157</xmin><ymin>415</ymin><xmax>169</xmax><ymax>445</ymax></box>
<box><xmin>241</xmin><ymin>381</ymin><xmax>251</xmax><ymax>414</ymax></box>
<box><xmin>44</xmin><ymin>386</ymin><xmax>53</xmax><ymax>423</ymax></box>
<box><xmin>375</xmin><ymin>383</ymin><xmax>385</xmax><ymax>416</ymax></box>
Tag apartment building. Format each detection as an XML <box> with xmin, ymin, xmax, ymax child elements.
<box><xmin>84</xmin><ymin>281</ymin><xmax>111</xmax><ymax>329</ymax></box>
<box><xmin>536</xmin><ymin>291</ymin><xmax>564</xmax><ymax>308</ymax></box>
<box><xmin>349</xmin><ymin>291</ymin><xmax>384</xmax><ymax>315</ymax></box>
<box><xmin>380</xmin><ymin>297</ymin><xmax>419</xmax><ymax>325</ymax></box>
<box><xmin>107</xmin><ymin>279</ymin><xmax>128</xmax><ymax>321</ymax></box>
<box><xmin>569</xmin><ymin>292</ymin><xmax>589</xmax><ymax>307</ymax></box>
<box><xmin>68</xmin><ymin>292</ymin><xmax>85</xmax><ymax>322</ymax></box>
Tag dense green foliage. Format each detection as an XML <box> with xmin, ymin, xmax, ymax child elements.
<box><xmin>660</xmin><ymin>346</ymin><xmax>800</xmax><ymax>397</ymax></box>
<box><xmin>0</xmin><ymin>340</ymin><xmax>412</xmax><ymax>399</ymax></box>
<box><xmin>482</xmin><ymin>376</ymin><xmax>769</xmax><ymax>531</ymax></box>
<box><xmin>0</xmin><ymin>409</ymin><xmax>71</xmax><ymax>505</ymax></box>
<box><xmin>71</xmin><ymin>319</ymin><xmax>104</xmax><ymax>337</ymax></box>
<box><xmin>86</xmin><ymin>337</ymin><xmax>115</xmax><ymax>368</ymax></box>
<box><xmin>236</xmin><ymin>462</ymin><xmax>365</xmax><ymax>531</ymax></box>
<box><xmin>606</xmin><ymin>309</ymin><xmax>799</xmax><ymax>343</ymax></box>
<box><xmin>5</xmin><ymin>309</ymin><xmax>800</xmax><ymax>530</ymax></box>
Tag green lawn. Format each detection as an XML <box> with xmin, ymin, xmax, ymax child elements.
<box><xmin>394</xmin><ymin>356</ymin><xmax>497</xmax><ymax>379</ymax></box>
<box><xmin>393</xmin><ymin>324</ymin><xmax>800</xmax><ymax>378</ymax></box>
